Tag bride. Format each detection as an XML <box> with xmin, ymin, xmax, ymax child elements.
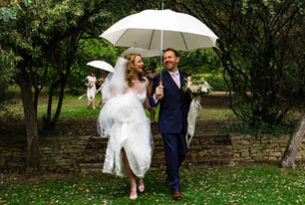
<box><xmin>97</xmin><ymin>53</ymin><xmax>153</xmax><ymax>199</ymax></box>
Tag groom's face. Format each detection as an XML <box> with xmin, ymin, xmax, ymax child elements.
<box><xmin>163</xmin><ymin>50</ymin><xmax>180</xmax><ymax>72</ymax></box>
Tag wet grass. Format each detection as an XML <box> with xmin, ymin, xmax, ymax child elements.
<box><xmin>1</xmin><ymin>164</ymin><xmax>305</xmax><ymax>204</ymax></box>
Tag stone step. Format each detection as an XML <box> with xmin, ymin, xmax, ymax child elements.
<box><xmin>79</xmin><ymin>162</ymin><xmax>103</xmax><ymax>169</ymax></box>
<box><xmin>76</xmin><ymin>133</ymin><xmax>235</xmax><ymax>173</ymax></box>
<box><xmin>90</xmin><ymin>134</ymin><xmax>232</xmax><ymax>145</ymax></box>
<box><xmin>82</xmin><ymin>154</ymin><xmax>105</xmax><ymax>162</ymax></box>
<box><xmin>81</xmin><ymin>139</ymin><xmax>232</xmax><ymax>150</ymax></box>
<box><xmin>81</xmin><ymin>146</ymin><xmax>233</xmax><ymax>161</ymax></box>
<box><xmin>80</xmin><ymin>168</ymin><xmax>103</xmax><ymax>174</ymax></box>
<box><xmin>79</xmin><ymin>162</ymin><xmax>103</xmax><ymax>174</ymax></box>
<box><xmin>189</xmin><ymin>145</ymin><xmax>232</xmax><ymax>151</ymax></box>
<box><xmin>150</xmin><ymin>158</ymin><xmax>235</xmax><ymax>169</ymax></box>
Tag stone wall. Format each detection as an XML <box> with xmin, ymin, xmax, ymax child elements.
<box><xmin>230</xmin><ymin>134</ymin><xmax>305</xmax><ymax>162</ymax></box>
<box><xmin>1</xmin><ymin>133</ymin><xmax>304</xmax><ymax>172</ymax></box>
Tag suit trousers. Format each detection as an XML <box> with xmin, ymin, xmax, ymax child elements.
<box><xmin>162</xmin><ymin>133</ymin><xmax>188</xmax><ymax>191</ymax></box>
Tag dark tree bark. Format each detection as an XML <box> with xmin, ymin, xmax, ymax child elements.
<box><xmin>52</xmin><ymin>78</ymin><xmax>67</xmax><ymax>127</ymax></box>
<box><xmin>18</xmin><ymin>68</ymin><xmax>41</xmax><ymax>175</ymax></box>
<box><xmin>43</xmin><ymin>34</ymin><xmax>78</xmax><ymax>129</ymax></box>
<box><xmin>44</xmin><ymin>84</ymin><xmax>55</xmax><ymax>129</ymax></box>
<box><xmin>281</xmin><ymin>113</ymin><xmax>305</xmax><ymax>168</ymax></box>
<box><xmin>0</xmin><ymin>76</ymin><xmax>8</xmax><ymax>102</ymax></box>
<box><xmin>43</xmin><ymin>78</ymin><xmax>67</xmax><ymax>129</ymax></box>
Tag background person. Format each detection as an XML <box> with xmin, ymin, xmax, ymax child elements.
<box><xmin>86</xmin><ymin>71</ymin><xmax>97</xmax><ymax>109</ymax></box>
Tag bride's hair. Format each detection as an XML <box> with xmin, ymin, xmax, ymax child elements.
<box><xmin>124</xmin><ymin>53</ymin><xmax>145</xmax><ymax>87</ymax></box>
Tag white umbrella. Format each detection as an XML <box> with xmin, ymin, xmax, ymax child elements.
<box><xmin>100</xmin><ymin>9</ymin><xmax>218</xmax><ymax>149</ymax></box>
<box><xmin>120</xmin><ymin>47</ymin><xmax>160</xmax><ymax>58</ymax></box>
<box><xmin>86</xmin><ymin>60</ymin><xmax>115</xmax><ymax>73</ymax></box>
<box><xmin>100</xmin><ymin>9</ymin><xmax>218</xmax><ymax>51</ymax></box>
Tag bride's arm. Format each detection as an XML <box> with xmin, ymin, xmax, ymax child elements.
<box><xmin>146</xmin><ymin>77</ymin><xmax>152</xmax><ymax>99</ymax></box>
<box><xmin>144</xmin><ymin>77</ymin><xmax>152</xmax><ymax>109</ymax></box>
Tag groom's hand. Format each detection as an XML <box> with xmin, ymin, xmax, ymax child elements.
<box><xmin>155</xmin><ymin>84</ymin><xmax>164</xmax><ymax>100</ymax></box>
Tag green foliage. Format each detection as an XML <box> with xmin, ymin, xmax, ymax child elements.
<box><xmin>171</xmin><ymin>0</ymin><xmax>305</xmax><ymax>126</ymax></box>
<box><xmin>178</xmin><ymin>49</ymin><xmax>226</xmax><ymax>91</ymax></box>
<box><xmin>179</xmin><ymin>49</ymin><xmax>222</xmax><ymax>74</ymax></box>
<box><xmin>0</xmin><ymin>98</ymin><xmax>23</xmax><ymax>136</ymax></box>
<box><xmin>224</xmin><ymin>122</ymin><xmax>295</xmax><ymax>136</ymax></box>
<box><xmin>0</xmin><ymin>7</ymin><xmax>18</xmax><ymax>22</ymax></box>
<box><xmin>66</xmin><ymin>39</ymin><xmax>123</xmax><ymax>95</ymax></box>
<box><xmin>2</xmin><ymin>164</ymin><xmax>305</xmax><ymax>204</ymax></box>
<box><xmin>203</xmin><ymin>73</ymin><xmax>227</xmax><ymax>91</ymax></box>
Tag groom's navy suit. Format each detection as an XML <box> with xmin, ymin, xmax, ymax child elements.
<box><xmin>149</xmin><ymin>71</ymin><xmax>191</xmax><ymax>191</ymax></box>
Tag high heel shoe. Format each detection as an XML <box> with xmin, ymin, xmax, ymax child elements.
<box><xmin>138</xmin><ymin>179</ymin><xmax>145</xmax><ymax>193</ymax></box>
<box><xmin>129</xmin><ymin>188</ymin><xmax>137</xmax><ymax>200</ymax></box>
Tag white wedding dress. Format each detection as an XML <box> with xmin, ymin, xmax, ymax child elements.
<box><xmin>86</xmin><ymin>75</ymin><xmax>97</xmax><ymax>100</ymax></box>
<box><xmin>97</xmin><ymin>58</ymin><xmax>152</xmax><ymax>178</ymax></box>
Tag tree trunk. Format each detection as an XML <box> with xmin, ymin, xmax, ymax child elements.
<box><xmin>33</xmin><ymin>89</ymin><xmax>39</xmax><ymax>118</ymax></box>
<box><xmin>43</xmin><ymin>84</ymin><xmax>54</xmax><ymax>129</ymax></box>
<box><xmin>51</xmin><ymin>79</ymin><xmax>66</xmax><ymax>128</ymax></box>
<box><xmin>0</xmin><ymin>76</ymin><xmax>8</xmax><ymax>103</ymax></box>
<box><xmin>281</xmin><ymin>113</ymin><xmax>305</xmax><ymax>168</ymax></box>
<box><xmin>18</xmin><ymin>71</ymin><xmax>41</xmax><ymax>175</ymax></box>
<box><xmin>43</xmin><ymin>79</ymin><xmax>66</xmax><ymax>130</ymax></box>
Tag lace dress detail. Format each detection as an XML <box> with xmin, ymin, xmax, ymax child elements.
<box><xmin>97</xmin><ymin>78</ymin><xmax>152</xmax><ymax>178</ymax></box>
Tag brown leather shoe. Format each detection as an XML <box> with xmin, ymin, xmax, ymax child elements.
<box><xmin>172</xmin><ymin>190</ymin><xmax>182</xmax><ymax>200</ymax></box>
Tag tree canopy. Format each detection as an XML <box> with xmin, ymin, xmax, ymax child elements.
<box><xmin>169</xmin><ymin>0</ymin><xmax>305</xmax><ymax>126</ymax></box>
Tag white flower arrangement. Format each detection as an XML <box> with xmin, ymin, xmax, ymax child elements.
<box><xmin>184</xmin><ymin>74</ymin><xmax>211</xmax><ymax>149</ymax></box>
<box><xmin>183</xmin><ymin>75</ymin><xmax>211</xmax><ymax>98</ymax></box>
<box><xmin>87</xmin><ymin>82</ymin><xmax>94</xmax><ymax>89</ymax></box>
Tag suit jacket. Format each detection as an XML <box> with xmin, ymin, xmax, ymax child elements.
<box><xmin>149</xmin><ymin>71</ymin><xmax>192</xmax><ymax>134</ymax></box>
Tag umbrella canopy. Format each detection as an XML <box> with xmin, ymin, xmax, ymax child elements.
<box><xmin>120</xmin><ymin>47</ymin><xmax>160</xmax><ymax>58</ymax></box>
<box><xmin>86</xmin><ymin>60</ymin><xmax>115</xmax><ymax>73</ymax></box>
<box><xmin>100</xmin><ymin>9</ymin><xmax>218</xmax><ymax>51</ymax></box>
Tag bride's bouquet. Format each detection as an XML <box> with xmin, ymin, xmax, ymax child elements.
<box><xmin>183</xmin><ymin>74</ymin><xmax>211</xmax><ymax>149</ymax></box>
<box><xmin>87</xmin><ymin>82</ymin><xmax>94</xmax><ymax>89</ymax></box>
<box><xmin>183</xmin><ymin>74</ymin><xmax>211</xmax><ymax>98</ymax></box>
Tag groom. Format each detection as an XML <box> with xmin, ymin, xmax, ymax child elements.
<box><xmin>150</xmin><ymin>48</ymin><xmax>191</xmax><ymax>200</ymax></box>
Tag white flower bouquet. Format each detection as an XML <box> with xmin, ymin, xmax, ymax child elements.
<box><xmin>183</xmin><ymin>74</ymin><xmax>211</xmax><ymax>98</ymax></box>
<box><xmin>87</xmin><ymin>82</ymin><xmax>94</xmax><ymax>89</ymax></box>
<box><xmin>183</xmin><ymin>74</ymin><xmax>211</xmax><ymax>149</ymax></box>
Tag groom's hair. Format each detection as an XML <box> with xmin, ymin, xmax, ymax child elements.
<box><xmin>163</xmin><ymin>48</ymin><xmax>179</xmax><ymax>57</ymax></box>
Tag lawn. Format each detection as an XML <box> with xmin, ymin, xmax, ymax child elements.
<box><xmin>1</xmin><ymin>91</ymin><xmax>304</xmax><ymax>204</ymax></box>
<box><xmin>1</xmin><ymin>164</ymin><xmax>305</xmax><ymax>204</ymax></box>
<box><xmin>1</xmin><ymin>91</ymin><xmax>237</xmax><ymax>137</ymax></box>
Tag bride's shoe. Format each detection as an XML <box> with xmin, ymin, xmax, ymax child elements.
<box><xmin>129</xmin><ymin>188</ymin><xmax>137</xmax><ymax>200</ymax></box>
<box><xmin>138</xmin><ymin>179</ymin><xmax>145</xmax><ymax>193</ymax></box>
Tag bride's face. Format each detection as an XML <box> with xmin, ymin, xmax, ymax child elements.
<box><xmin>134</xmin><ymin>55</ymin><xmax>144</xmax><ymax>73</ymax></box>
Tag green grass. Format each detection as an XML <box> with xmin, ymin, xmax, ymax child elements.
<box><xmin>1</xmin><ymin>164</ymin><xmax>305</xmax><ymax>204</ymax></box>
<box><xmin>3</xmin><ymin>93</ymin><xmax>233</xmax><ymax>121</ymax></box>
<box><xmin>200</xmin><ymin>108</ymin><xmax>234</xmax><ymax>120</ymax></box>
<box><xmin>37</xmin><ymin>95</ymin><xmax>102</xmax><ymax>118</ymax></box>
